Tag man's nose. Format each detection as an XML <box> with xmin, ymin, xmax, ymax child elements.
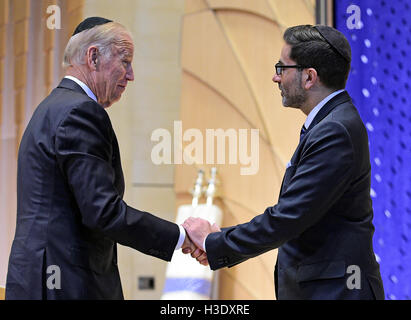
<box><xmin>127</xmin><ymin>65</ymin><xmax>135</xmax><ymax>82</ymax></box>
<box><xmin>272</xmin><ymin>73</ymin><xmax>281</xmax><ymax>83</ymax></box>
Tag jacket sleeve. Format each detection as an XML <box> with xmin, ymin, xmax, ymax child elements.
<box><xmin>55</xmin><ymin>101</ymin><xmax>179</xmax><ymax>261</ymax></box>
<box><xmin>206</xmin><ymin>121</ymin><xmax>355</xmax><ymax>270</ymax></box>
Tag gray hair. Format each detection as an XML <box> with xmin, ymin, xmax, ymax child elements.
<box><xmin>62</xmin><ymin>22</ymin><xmax>132</xmax><ymax>69</ymax></box>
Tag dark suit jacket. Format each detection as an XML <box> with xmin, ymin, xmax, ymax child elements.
<box><xmin>206</xmin><ymin>91</ymin><xmax>385</xmax><ymax>300</ymax></box>
<box><xmin>6</xmin><ymin>78</ymin><xmax>179</xmax><ymax>299</ymax></box>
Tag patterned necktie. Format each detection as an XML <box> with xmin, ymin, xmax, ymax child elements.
<box><xmin>300</xmin><ymin>125</ymin><xmax>307</xmax><ymax>143</ymax></box>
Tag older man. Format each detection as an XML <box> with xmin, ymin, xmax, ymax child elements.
<box><xmin>184</xmin><ymin>25</ymin><xmax>385</xmax><ymax>300</ymax></box>
<box><xmin>5</xmin><ymin>17</ymin><xmax>203</xmax><ymax>300</ymax></box>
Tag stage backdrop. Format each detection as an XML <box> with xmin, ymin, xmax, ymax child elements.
<box><xmin>335</xmin><ymin>0</ymin><xmax>411</xmax><ymax>300</ymax></box>
<box><xmin>177</xmin><ymin>0</ymin><xmax>314</xmax><ymax>299</ymax></box>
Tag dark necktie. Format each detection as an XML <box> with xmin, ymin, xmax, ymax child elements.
<box><xmin>300</xmin><ymin>125</ymin><xmax>307</xmax><ymax>143</ymax></box>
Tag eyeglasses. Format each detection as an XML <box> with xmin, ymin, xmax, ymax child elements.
<box><xmin>275</xmin><ymin>62</ymin><xmax>309</xmax><ymax>75</ymax></box>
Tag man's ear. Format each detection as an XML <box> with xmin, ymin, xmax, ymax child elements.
<box><xmin>303</xmin><ymin>68</ymin><xmax>318</xmax><ymax>90</ymax></box>
<box><xmin>86</xmin><ymin>46</ymin><xmax>99</xmax><ymax>71</ymax></box>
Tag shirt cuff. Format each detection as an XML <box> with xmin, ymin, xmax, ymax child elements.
<box><xmin>174</xmin><ymin>225</ymin><xmax>186</xmax><ymax>251</ymax></box>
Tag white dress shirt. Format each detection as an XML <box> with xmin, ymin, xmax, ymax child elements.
<box><xmin>64</xmin><ymin>76</ymin><xmax>98</xmax><ymax>102</ymax></box>
<box><xmin>64</xmin><ymin>76</ymin><xmax>186</xmax><ymax>251</ymax></box>
<box><xmin>286</xmin><ymin>89</ymin><xmax>345</xmax><ymax>169</ymax></box>
<box><xmin>303</xmin><ymin>89</ymin><xmax>345</xmax><ymax>130</ymax></box>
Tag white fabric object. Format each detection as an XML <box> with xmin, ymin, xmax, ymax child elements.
<box><xmin>161</xmin><ymin>204</ymin><xmax>222</xmax><ymax>300</ymax></box>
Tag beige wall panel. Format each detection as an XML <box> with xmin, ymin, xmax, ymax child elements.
<box><xmin>222</xmin><ymin>200</ymin><xmax>278</xmax><ymax>267</ymax></box>
<box><xmin>223</xmin><ymin>198</ymin><xmax>276</xmax><ymax>247</ymax></box>
<box><xmin>268</xmin><ymin>0</ymin><xmax>315</xmax><ymax>28</ymax></box>
<box><xmin>222</xmin><ymin>253</ymin><xmax>275</xmax><ymax>299</ymax></box>
<box><xmin>118</xmin><ymin>186</ymin><xmax>177</xmax><ymax>299</ymax></box>
<box><xmin>44</xmin><ymin>50</ymin><xmax>53</xmax><ymax>86</ymax></box>
<box><xmin>67</xmin><ymin>3</ymin><xmax>84</xmax><ymax>37</ymax></box>
<box><xmin>15</xmin><ymin>91</ymin><xmax>24</xmax><ymax>144</ymax></box>
<box><xmin>14</xmin><ymin>89</ymin><xmax>25</xmax><ymax>119</ymax></box>
<box><xmin>0</xmin><ymin>59</ymin><xmax>3</xmax><ymax>90</ymax></box>
<box><xmin>0</xmin><ymin>26</ymin><xmax>5</xmax><ymax>57</ymax></box>
<box><xmin>0</xmin><ymin>92</ymin><xmax>2</xmax><ymax>125</ymax></box>
<box><xmin>216</xmin><ymin>10</ymin><xmax>306</xmax><ymax>166</ymax></box>
<box><xmin>218</xmin><ymin>270</ymin><xmax>253</xmax><ymax>299</ymax></box>
<box><xmin>184</xmin><ymin>0</ymin><xmax>208</xmax><ymax>14</ymax></box>
<box><xmin>0</xmin><ymin>0</ymin><xmax>8</xmax><ymax>25</ymax></box>
<box><xmin>181</xmin><ymin>10</ymin><xmax>268</xmax><ymax>140</ymax></box>
<box><xmin>13</xmin><ymin>55</ymin><xmax>27</xmax><ymax>88</ymax></box>
<box><xmin>0</xmin><ymin>137</ymin><xmax>18</xmax><ymax>287</ymax></box>
<box><xmin>42</xmin><ymin>0</ymin><xmax>56</xmax><ymax>94</ymax></box>
<box><xmin>176</xmin><ymin>72</ymin><xmax>283</xmax><ymax>212</ymax></box>
<box><xmin>207</xmin><ymin>0</ymin><xmax>276</xmax><ymax>21</ymax></box>
<box><xmin>12</xmin><ymin>0</ymin><xmax>29</xmax><ymax>22</ymax></box>
<box><xmin>42</xmin><ymin>0</ymin><xmax>56</xmax><ymax>7</ymax></box>
<box><xmin>68</xmin><ymin>8</ymin><xmax>84</xmax><ymax>34</ymax></box>
<box><xmin>221</xmin><ymin>199</ymin><xmax>256</xmax><ymax>226</ymax></box>
<box><xmin>66</xmin><ymin>0</ymin><xmax>84</xmax><ymax>12</ymax></box>
<box><xmin>0</xmin><ymin>0</ymin><xmax>6</xmax><ymax>128</ymax></box>
<box><xmin>219</xmin><ymin>200</ymin><xmax>277</xmax><ymax>299</ymax></box>
<box><xmin>13</xmin><ymin>20</ymin><xmax>29</xmax><ymax>55</ymax></box>
<box><xmin>43</xmin><ymin>28</ymin><xmax>53</xmax><ymax>50</ymax></box>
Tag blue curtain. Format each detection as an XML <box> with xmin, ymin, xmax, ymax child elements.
<box><xmin>334</xmin><ymin>0</ymin><xmax>411</xmax><ymax>300</ymax></box>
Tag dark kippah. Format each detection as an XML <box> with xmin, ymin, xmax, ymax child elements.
<box><xmin>313</xmin><ymin>25</ymin><xmax>351</xmax><ymax>63</ymax></box>
<box><xmin>72</xmin><ymin>17</ymin><xmax>113</xmax><ymax>36</ymax></box>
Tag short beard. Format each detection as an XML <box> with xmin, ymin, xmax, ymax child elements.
<box><xmin>282</xmin><ymin>71</ymin><xmax>307</xmax><ymax>109</ymax></box>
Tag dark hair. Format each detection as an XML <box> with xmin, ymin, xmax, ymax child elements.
<box><xmin>283</xmin><ymin>25</ymin><xmax>351</xmax><ymax>90</ymax></box>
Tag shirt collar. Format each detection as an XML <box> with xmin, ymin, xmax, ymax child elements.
<box><xmin>64</xmin><ymin>76</ymin><xmax>98</xmax><ymax>102</ymax></box>
<box><xmin>304</xmin><ymin>89</ymin><xmax>345</xmax><ymax>129</ymax></box>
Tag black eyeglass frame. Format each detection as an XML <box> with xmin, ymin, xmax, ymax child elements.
<box><xmin>275</xmin><ymin>62</ymin><xmax>310</xmax><ymax>75</ymax></box>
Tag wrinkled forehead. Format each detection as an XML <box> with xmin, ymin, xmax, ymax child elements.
<box><xmin>114</xmin><ymin>34</ymin><xmax>134</xmax><ymax>58</ymax></box>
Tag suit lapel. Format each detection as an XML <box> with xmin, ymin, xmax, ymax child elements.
<box><xmin>306</xmin><ymin>91</ymin><xmax>352</xmax><ymax>133</ymax></box>
<box><xmin>58</xmin><ymin>77</ymin><xmax>125</xmax><ymax>196</ymax></box>
<box><xmin>279</xmin><ymin>91</ymin><xmax>352</xmax><ymax>197</ymax></box>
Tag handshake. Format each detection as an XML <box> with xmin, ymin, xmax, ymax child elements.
<box><xmin>180</xmin><ymin>217</ymin><xmax>221</xmax><ymax>266</ymax></box>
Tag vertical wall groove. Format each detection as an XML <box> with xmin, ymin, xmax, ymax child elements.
<box><xmin>12</xmin><ymin>0</ymin><xmax>30</xmax><ymax>152</ymax></box>
<box><xmin>0</xmin><ymin>0</ymin><xmax>8</xmax><ymax>130</ymax></box>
